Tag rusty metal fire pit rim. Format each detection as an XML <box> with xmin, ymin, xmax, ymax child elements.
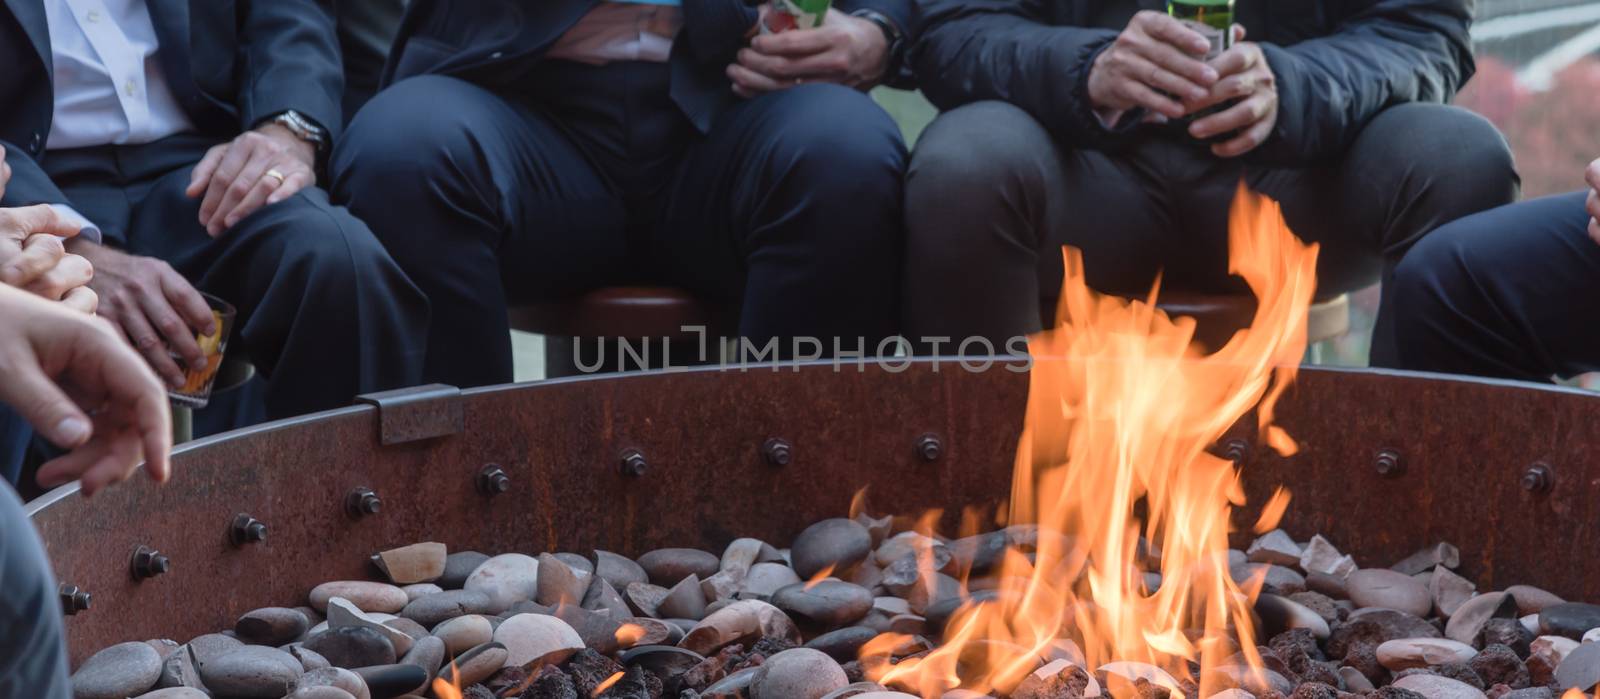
<box><xmin>25</xmin><ymin>362</ymin><xmax>1600</xmax><ymax>519</ymax></box>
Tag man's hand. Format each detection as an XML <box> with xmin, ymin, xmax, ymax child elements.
<box><xmin>1189</xmin><ymin>35</ymin><xmax>1278</xmax><ymax>158</ymax></box>
<box><xmin>1586</xmin><ymin>159</ymin><xmax>1600</xmax><ymax>245</ymax></box>
<box><xmin>1087</xmin><ymin>11</ymin><xmax>1219</xmax><ymax>120</ymax></box>
<box><xmin>0</xmin><ymin>206</ymin><xmax>97</xmax><ymax>313</ymax></box>
<box><xmin>69</xmin><ymin>240</ymin><xmax>214</xmax><ymax>388</ymax></box>
<box><xmin>0</xmin><ymin>284</ymin><xmax>171</xmax><ymax>497</ymax></box>
<box><xmin>728</xmin><ymin>8</ymin><xmax>888</xmax><ymax>97</ymax></box>
<box><xmin>186</xmin><ymin>124</ymin><xmax>315</xmax><ymax>237</ymax></box>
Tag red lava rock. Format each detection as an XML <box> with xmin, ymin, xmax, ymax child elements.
<box><xmin>1367</xmin><ymin>686</ymin><xmax>1428</xmax><ymax>699</ymax></box>
<box><xmin>1478</xmin><ymin>619</ymin><xmax>1534</xmax><ymax>658</ymax></box>
<box><xmin>1291</xmin><ymin>592</ymin><xmax>1345</xmax><ymax>625</ymax></box>
<box><xmin>1472</xmin><ymin>644</ymin><xmax>1531</xmax><ymax>689</ymax></box>
<box><xmin>1427</xmin><ymin>663</ymin><xmax>1487</xmax><ymax>689</ymax></box>
<box><xmin>1343</xmin><ymin>643</ymin><xmax>1392</xmax><ymax>687</ymax></box>
<box><xmin>1524</xmin><ymin>647</ymin><xmax>1559</xmax><ymax>688</ymax></box>
<box><xmin>519</xmin><ymin>665</ymin><xmax>579</xmax><ymax>699</ymax></box>
<box><xmin>1292</xmin><ymin>682</ymin><xmax>1342</xmax><ymax>699</ymax></box>
<box><xmin>564</xmin><ymin>648</ymin><xmax>624</xmax><ymax>694</ymax></box>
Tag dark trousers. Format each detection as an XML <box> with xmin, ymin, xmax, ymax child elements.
<box><xmin>330</xmin><ymin>65</ymin><xmax>907</xmax><ymax>387</ymax></box>
<box><xmin>1379</xmin><ymin>192</ymin><xmax>1599</xmax><ymax>381</ymax></box>
<box><xmin>0</xmin><ymin>482</ymin><xmax>70</xmax><ymax>698</ymax></box>
<box><xmin>45</xmin><ymin>134</ymin><xmax>429</xmax><ymax>418</ymax></box>
<box><xmin>902</xmin><ymin>101</ymin><xmax>1520</xmax><ymax>354</ymax></box>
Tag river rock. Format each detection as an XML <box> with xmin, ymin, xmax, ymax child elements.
<box><xmin>494</xmin><ymin>613</ymin><xmax>585</xmax><ymax>668</ymax></box>
<box><xmin>1391</xmin><ymin>543</ymin><xmax>1461</xmax><ymax>577</ymax></box>
<box><xmin>583</xmin><ymin>577</ymin><xmax>632</xmax><ymax>620</ymax></box>
<box><xmin>372</xmin><ymin>542</ymin><xmax>447</xmax><ymax>585</ymax></box>
<box><xmin>199</xmin><ymin>645</ymin><xmax>304</xmax><ymax>697</ymax></box>
<box><xmin>536</xmin><ymin>553</ymin><xmax>588</xmax><ymax>607</ymax></box>
<box><xmin>309</xmin><ymin>582</ymin><xmax>409</xmax><ymax>614</ymax></box>
<box><xmin>704</xmin><ymin>667</ymin><xmax>762</xmax><ymax>696</ymax></box>
<box><xmin>1538</xmin><ymin>602</ymin><xmax>1600</xmax><ymax>640</ymax></box>
<box><xmin>1248</xmin><ymin>530</ymin><xmax>1303</xmax><ymax>567</ymax></box>
<box><xmin>134</xmin><ymin>689</ymin><xmax>210</xmax><ymax>699</ymax></box>
<box><xmin>1377</xmin><ymin>638</ymin><xmax>1479</xmax><ymax>670</ymax></box>
<box><xmin>791</xmin><ymin>519</ymin><xmax>873</xmax><ymax>579</ymax></box>
<box><xmin>325</xmin><ymin>597</ymin><xmax>414</xmax><ymax>656</ymax></box>
<box><xmin>594</xmin><ymin>550</ymin><xmax>649</xmax><ymax>590</ymax></box>
<box><xmin>1449</xmin><ymin>593</ymin><xmax>1518</xmax><ymax>644</ymax></box>
<box><xmin>399</xmin><ymin>588</ymin><xmax>494</xmax><ymax>626</ymax></box>
<box><xmin>72</xmin><ymin>641</ymin><xmax>163</xmax><ymax>699</ymax></box>
<box><xmin>657</xmin><ymin>574</ymin><xmax>709</xmax><ymax>620</ymax></box>
<box><xmin>1013</xmin><ymin>659</ymin><xmax>1100</xmax><ymax>699</ymax></box>
<box><xmin>637</xmin><ymin>548</ymin><xmax>721</xmax><ymax>587</ymax></box>
<box><xmin>400</xmin><ymin>584</ymin><xmax>441</xmax><ymax>602</ymax></box>
<box><xmin>1553</xmin><ymin>640</ymin><xmax>1600</xmax><ymax>689</ymax></box>
<box><xmin>287</xmin><ymin>644</ymin><xmax>331</xmax><ymax>672</ymax></box>
<box><xmin>744</xmin><ymin>562</ymin><xmax>804</xmax><ymax>599</ymax></box>
<box><xmin>1429</xmin><ymin>569</ymin><xmax>1476</xmax><ymax>619</ymax></box>
<box><xmin>750</xmin><ymin>648</ymin><xmax>848</xmax><ymax>699</ymax></box>
<box><xmin>302</xmin><ymin>626</ymin><xmax>396</xmax><ymax>669</ymax></box>
<box><xmin>680</xmin><ymin>599</ymin><xmax>803</xmax><ymax>655</ymax></box>
<box><xmin>805</xmin><ymin>626</ymin><xmax>880</xmax><ymax>662</ymax></box>
<box><xmin>235</xmin><ymin>607</ymin><xmax>311</xmax><ymax>646</ymax></box>
<box><xmin>625</xmin><ymin>582</ymin><xmax>670</xmax><ymax>617</ymax></box>
<box><xmin>1341</xmin><ymin>666</ymin><xmax>1376</xmax><ymax>692</ymax></box>
<box><xmin>439</xmin><ymin>551</ymin><xmax>490</xmax><ymax>589</ymax></box>
<box><xmin>157</xmin><ymin>645</ymin><xmax>205</xmax><ymax>690</ymax></box>
<box><xmin>1257</xmin><ymin>593</ymin><xmax>1331</xmax><ymax>640</ymax></box>
<box><xmin>1394</xmin><ymin>674</ymin><xmax>1488</xmax><ymax>699</ymax></box>
<box><xmin>432</xmin><ymin>614</ymin><xmax>494</xmax><ymax>655</ymax></box>
<box><xmin>1349</xmin><ymin>569</ymin><xmax>1433</xmax><ymax>616</ymax></box>
<box><xmin>352</xmin><ymin>664</ymin><xmax>428</xmax><ymax>698</ymax></box>
<box><xmin>464</xmin><ymin>553</ymin><xmax>540</xmax><ymax>613</ymax></box>
<box><xmin>773</xmin><ymin>581</ymin><xmax>874</xmax><ymax>629</ymax></box>
<box><xmin>1506</xmin><ymin>586</ymin><xmax>1564</xmax><ymax>616</ymax></box>
<box><xmin>293</xmin><ymin>667</ymin><xmax>369</xmax><ymax>699</ymax></box>
<box><xmin>399</xmin><ymin>634</ymin><xmax>444</xmax><ymax>679</ymax></box>
<box><xmin>143</xmin><ymin>639</ymin><xmax>181</xmax><ymax>660</ymax></box>
<box><xmin>444</xmin><ymin>642</ymin><xmax>508</xmax><ymax>686</ymax></box>
<box><xmin>188</xmin><ymin>632</ymin><xmax>244</xmax><ymax>664</ymax></box>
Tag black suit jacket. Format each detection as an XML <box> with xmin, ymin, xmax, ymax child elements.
<box><xmin>0</xmin><ymin>0</ymin><xmax>345</xmax><ymax>209</ymax></box>
<box><xmin>383</xmin><ymin>0</ymin><xmax>918</xmax><ymax>133</ymax></box>
<box><xmin>914</xmin><ymin>0</ymin><xmax>1474</xmax><ymax>167</ymax></box>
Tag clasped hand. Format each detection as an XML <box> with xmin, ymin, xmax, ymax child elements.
<box><xmin>0</xmin><ymin>150</ymin><xmax>98</xmax><ymax>313</ymax></box>
<box><xmin>1087</xmin><ymin>11</ymin><xmax>1278</xmax><ymax>158</ymax></box>
<box><xmin>728</xmin><ymin>7</ymin><xmax>889</xmax><ymax>97</ymax></box>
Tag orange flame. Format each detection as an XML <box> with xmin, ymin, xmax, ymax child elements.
<box><xmin>805</xmin><ymin>562</ymin><xmax>838</xmax><ymax>590</ymax></box>
<box><xmin>432</xmin><ymin>661</ymin><xmax>463</xmax><ymax>699</ymax></box>
<box><xmin>849</xmin><ymin>486</ymin><xmax>872</xmax><ymax>520</ymax></box>
<box><xmin>865</xmin><ymin>183</ymin><xmax>1318</xmax><ymax>697</ymax></box>
<box><xmin>593</xmin><ymin>671</ymin><xmax>625</xmax><ymax>696</ymax></box>
<box><xmin>615</xmin><ymin>622</ymin><xmax>647</xmax><ymax>648</ymax></box>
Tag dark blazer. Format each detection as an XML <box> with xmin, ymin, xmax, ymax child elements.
<box><xmin>383</xmin><ymin>0</ymin><xmax>918</xmax><ymax>133</ymax></box>
<box><xmin>0</xmin><ymin>0</ymin><xmax>345</xmax><ymax>208</ymax></box>
<box><xmin>914</xmin><ymin>0</ymin><xmax>1474</xmax><ymax>167</ymax></box>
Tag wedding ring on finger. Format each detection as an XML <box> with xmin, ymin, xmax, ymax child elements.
<box><xmin>263</xmin><ymin>168</ymin><xmax>286</xmax><ymax>186</ymax></box>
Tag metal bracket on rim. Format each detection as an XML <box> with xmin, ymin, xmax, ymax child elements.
<box><xmin>355</xmin><ymin>384</ymin><xmax>464</xmax><ymax>445</ymax></box>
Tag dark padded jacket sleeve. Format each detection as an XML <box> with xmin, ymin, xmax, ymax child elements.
<box><xmin>237</xmin><ymin>0</ymin><xmax>346</xmax><ymax>141</ymax></box>
<box><xmin>0</xmin><ymin>142</ymin><xmax>70</xmax><ymax>209</ymax></box>
<box><xmin>912</xmin><ymin>0</ymin><xmax>1132</xmax><ymax>149</ymax></box>
<box><xmin>1252</xmin><ymin>0</ymin><xmax>1473</xmax><ymax>166</ymax></box>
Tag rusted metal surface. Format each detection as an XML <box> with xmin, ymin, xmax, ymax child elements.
<box><xmin>25</xmin><ymin>361</ymin><xmax>1600</xmax><ymax>664</ymax></box>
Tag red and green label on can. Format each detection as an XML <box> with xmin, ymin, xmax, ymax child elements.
<box><xmin>763</xmin><ymin>0</ymin><xmax>832</xmax><ymax>33</ymax></box>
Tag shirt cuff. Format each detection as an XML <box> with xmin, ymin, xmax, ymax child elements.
<box><xmin>48</xmin><ymin>204</ymin><xmax>102</xmax><ymax>245</ymax></box>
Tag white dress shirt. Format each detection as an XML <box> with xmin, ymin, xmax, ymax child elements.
<box><xmin>44</xmin><ymin>0</ymin><xmax>193</xmax><ymax>150</ymax></box>
<box><xmin>548</xmin><ymin>2</ymin><xmax>682</xmax><ymax>65</ymax></box>
<box><xmin>42</xmin><ymin>0</ymin><xmax>195</xmax><ymax>242</ymax></box>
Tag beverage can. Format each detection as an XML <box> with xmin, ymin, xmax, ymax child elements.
<box><xmin>1167</xmin><ymin>0</ymin><xmax>1234</xmax><ymax>61</ymax></box>
<box><xmin>762</xmin><ymin>0</ymin><xmax>832</xmax><ymax>34</ymax></box>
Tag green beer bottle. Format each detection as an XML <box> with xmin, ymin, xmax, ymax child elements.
<box><xmin>764</xmin><ymin>0</ymin><xmax>833</xmax><ymax>33</ymax></box>
<box><xmin>1167</xmin><ymin>0</ymin><xmax>1233</xmax><ymax>61</ymax></box>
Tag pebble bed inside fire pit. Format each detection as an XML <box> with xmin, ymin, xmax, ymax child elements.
<box><xmin>66</xmin><ymin>516</ymin><xmax>1600</xmax><ymax>699</ymax></box>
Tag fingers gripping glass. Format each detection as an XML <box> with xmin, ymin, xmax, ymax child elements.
<box><xmin>168</xmin><ymin>292</ymin><xmax>235</xmax><ymax>409</ymax></box>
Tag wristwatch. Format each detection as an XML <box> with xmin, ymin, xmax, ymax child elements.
<box><xmin>850</xmin><ymin>9</ymin><xmax>908</xmax><ymax>82</ymax></box>
<box><xmin>268</xmin><ymin>110</ymin><xmax>329</xmax><ymax>155</ymax></box>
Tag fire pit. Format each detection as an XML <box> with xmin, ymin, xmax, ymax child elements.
<box><xmin>29</xmin><ymin>189</ymin><xmax>1600</xmax><ymax>698</ymax></box>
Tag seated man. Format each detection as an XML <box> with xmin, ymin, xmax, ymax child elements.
<box><xmin>903</xmin><ymin>0</ymin><xmax>1519</xmax><ymax>353</ymax></box>
<box><xmin>331</xmin><ymin>0</ymin><xmax>916</xmax><ymax>386</ymax></box>
<box><xmin>1380</xmin><ymin>163</ymin><xmax>1600</xmax><ymax>382</ymax></box>
<box><xmin>0</xmin><ymin>0</ymin><xmax>428</xmax><ymax>421</ymax></box>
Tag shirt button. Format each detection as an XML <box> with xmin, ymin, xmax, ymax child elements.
<box><xmin>124</xmin><ymin>80</ymin><xmax>137</xmax><ymax>97</ymax></box>
<box><xmin>29</xmin><ymin>132</ymin><xmax>41</xmax><ymax>151</ymax></box>
<box><xmin>86</xmin><ymin>9</ymin><xmax>100</xmax><ymax>22</ymax></box>
<box><xmin>489</xmin><ymin>51</ymin><xmax>504</xmax><ymax>59</ymax></box>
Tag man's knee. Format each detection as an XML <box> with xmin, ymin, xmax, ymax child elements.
<box><xmin>909</xmin><ymin>101</ymin><xmax>1057</xmax><ymax>200</ymax></box>
<box><xmin>262</xmin><ymin>193</ymin><xmax>418</xmax><ymax>300</ymax></box>
<box><xmin>330</xmin><ymin>75</ymin><xmax>493</xmax><ymax>200</ymax></box>
<box><xmin>1354</xmin><ymin>104</ymin><xmax>1518</xmax><ymax>215</ymax></box>
<box><xmin>762</xmin><ymin>85</ymin><xmax>906</xmax><ymax>196</ymax></box>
